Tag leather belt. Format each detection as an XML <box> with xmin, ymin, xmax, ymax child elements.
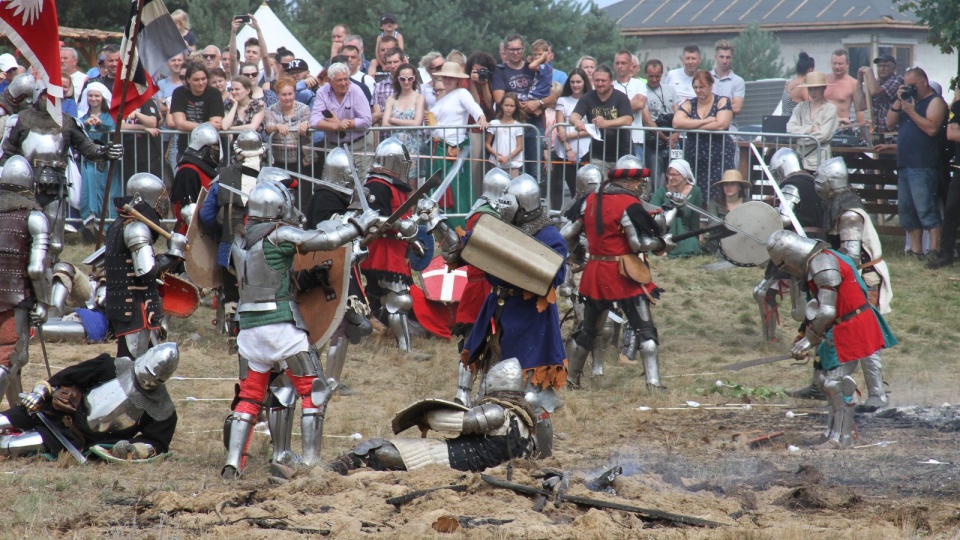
<box><xmin>858</xmin><ymin>256</ymin><xmax>883</xmax><ymax>271</ymax></box>
<box><xmin>492</xmin><ymin>285</ymin><xmax>523</xmax><ymax>299</ymax></box>
<box><xmin>588</xmin><ymin>255</ymin><xmax>621</xmax><ymax>262</ymax></box>
<box><xmin>32</xmin><ymin>159</ymin><xmax>66</xmax><ymax>169</ymax></box>
<box><xmin>835</xmin><ymin>302</ymin><xmax>870</xmax><ymax>324</ymax></box>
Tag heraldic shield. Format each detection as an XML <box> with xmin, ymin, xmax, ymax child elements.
<box><xmin>293</xmin><ymin>245</ymin><xmax>354</xmax><ymax>347</ymax></box>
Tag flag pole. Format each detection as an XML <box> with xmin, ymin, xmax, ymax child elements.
<box><xmin>95</xmin><ymin>0</ymin><xmax>147</xmax><ymax>249</ymax></box>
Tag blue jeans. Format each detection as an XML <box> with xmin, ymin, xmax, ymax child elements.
<box><xmin>897</xmin><ymin>167</ymin><xmax>942</xmax><ymax>230</ymax></box>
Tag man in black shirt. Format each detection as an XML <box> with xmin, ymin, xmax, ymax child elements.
<box><xmin>927</xmin><ymin>98</ymin><xmax>960</xmax><ymax>269</ymax></box>
<box><xmin>570</xmin><ymin>65</ymin><xmax>634</xmax><ymax>175</ymax></box>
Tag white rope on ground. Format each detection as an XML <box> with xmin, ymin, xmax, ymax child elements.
<box><xmin>171</xmin><ymin>376</ymin><xmax>237</xmax><ymax>381</ymax></box>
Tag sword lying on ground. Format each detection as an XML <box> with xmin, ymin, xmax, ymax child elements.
<box><xmin>721</xmin><ymin>352</ymin><xmax>811</xmax><ymax>371</ymax></box>
<box><xmin>22</xmin><ymin>404</ymin><xmax>87</xmax><ymax>465</ymax></box>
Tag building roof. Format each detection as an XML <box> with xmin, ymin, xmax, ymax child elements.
<box><xmin>606</xmin><ymin>0</ymin><xmax>921</xmax><ymax>36</ymax></box>
<box><xmin>57</xmin><ymin>27</ymin><xmax>124</xmax><ymax>42</ymax></box>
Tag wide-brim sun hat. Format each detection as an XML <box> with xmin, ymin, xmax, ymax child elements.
<box><xmin>716</xmin><ymin>169</ymin><xmax>751</xmax><ymax>186</ymax></box>
<box><xmin>435</xmin><ymin>62</ymin><xmax>468</xmax><ymax>79</ymax></box>
<box><xmin>798</xmin><ymin>71</ymin><xmax>834</xmax><ymax>88</ymax></box>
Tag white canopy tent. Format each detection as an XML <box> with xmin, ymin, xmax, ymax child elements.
<box><xmin>236</xmin><ymin>3</ymin><xmax>322</xmax><ymax>75</ymax></box>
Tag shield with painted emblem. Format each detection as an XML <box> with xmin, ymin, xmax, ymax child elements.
<box><xmin>719</xmin><ymin>201</ymin><xmax>783</xmax><ymax>267</ymax></box>
<box><xmin>184</xmin><ymin>187</ymin><xmax>222</xmax><ymax>289</ymax></box>
<box><xmin>293</xmin><ymin>245</ymin><xmax>353</xmax><ymax>347</ymax></box>
<box><xmin>420</xmin><ymin>256</ymin><xmax>467</xmax><ymax>304</ymax></box>
<box><xmin>391</xmin><ymin>398</ymin><xmax>470</xmax><ymax>435</ymax></box>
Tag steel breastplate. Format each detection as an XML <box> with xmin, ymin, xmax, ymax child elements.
<box><xmin>21</xmin><ymin>130</ymin><xmax>66</xmax><ymax>165</ymax></box>
<box><xmin>84</xmin><ymin>378</ymin><xmax>144</xmax><ymax>433</ymax></box>
<box><xmin>234</xmin><ymin>238</ymin><xmax>285</xmax><ymax>311</ymax></box>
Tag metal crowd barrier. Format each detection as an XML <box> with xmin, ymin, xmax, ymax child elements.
<box><xmin>69</xmin><ymin>122</ymin><xmax>821</xmax><ymax>229</ymax></box>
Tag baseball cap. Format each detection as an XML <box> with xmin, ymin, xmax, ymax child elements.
<box><xmin>286</xmin><ymin>59</ymin><xmax>308</xmax><ymax>73</ymax></box>
<box><xmin>872</xmin><ymin>54</ymin><xmax>896</xmax><ymax>65</ymax></box>
<box><xmin>380</xmin><ymin>13</ymin><xmax>397</xmax><ymax>25</ymax></box>
<box><xmin>0</xmin><ymin>53</ymin><xmax>20</xmax><ymax>72</ymax></box>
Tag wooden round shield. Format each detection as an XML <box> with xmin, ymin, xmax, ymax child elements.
<box><xmin>293</xmin><ymin>245</ymin><xmax>352</xmax><ymax>347</ymax></box>
<box><xmin>184</xmin><ymin>187</ymin><xmax>222</xmax><ymax>289</ymax></box>
<box><xmin>719</xmin><ymin>201</ymin><xmax>782</xmax><ymax>267</ymax></box>
<box><xmin>420</xmin><ymin>256</ymin><xmax>467</xmax><ymax>304</ymax></box>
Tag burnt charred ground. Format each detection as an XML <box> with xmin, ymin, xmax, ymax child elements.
<box><xmin>0</xmin><ymin>239</ymin><xmax>957</xmax><ymax>538</ymax></box>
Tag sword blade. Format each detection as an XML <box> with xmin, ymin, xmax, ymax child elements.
<box><xmin>429</xmin><ymin>152</ymin><xmax>467</xmax><ymax>204</ymax></box>
<box><xmin>343</xmin><ymin>145</ymin><xmax>373</xmax><ymax>214</ymax></box>
<box><xmin>360</xmin><ymin>169</ymin><xmax>444</xmax><ymax>248</ymax></box>
<box><xmin>34</xmin><ymin>325</ymin><xmax>51</xmax><ymax>378</ymax></box>
<box><xmin>33</xmin><ymin>410</ymin><xmax>87</xmax><ymax>464</ymax></box>
<box><xmin>283</xmin><ymin>169</ymin><xmax>354</xmax><ymax>196</ymax></box>
<box><xmin>748</xmin><ymin>142</ymin><xmax>806</xmax><ymax>238</ymax></box>
<box><xmin>722</xmin><ymin>353</ymin><xmax>793</xmax><ymax>371</ymax></box>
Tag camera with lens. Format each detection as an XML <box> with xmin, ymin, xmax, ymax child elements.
<box><xmin>375</xmin><ymin>71</ymin><xmax>391</xmax><ymax>83</ymax></box>
<box><xmin>476</xmin><ymin>69</ymin><xmax>492</xmax><ymax>82</ymax></box>
<box><xmin>899</xmin><ymin>84</ymin><xmax>918</xmax><ymax>101</ymax></box>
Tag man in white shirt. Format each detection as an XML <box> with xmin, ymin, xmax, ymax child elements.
<box><xmin>710</xmin><ymin>40</ymin><xmax>745</xmax><ymax>128</ymax></box>
<box><xmin>641</xmin><ymin>59</ymin><xmax>679</xmax><ymax>186</ymax></box>
<box><xmin>342</xmin><ymin>44</ymin><xmax>375</xmax><ymax>99</ymax></box>
<box><xmin>664</xmin><ymin>45</ymin><xmax>700</xmax><ymax>104</ymax></box>
<box><xmin>613</xmin><ymin>50</ymin><xmax>647</xmax><ymax>163</ymax></box>
<box><xmin>60</xmin><ymin>47</ymin><xmax>87</xmax><ymax>97</ymax></box>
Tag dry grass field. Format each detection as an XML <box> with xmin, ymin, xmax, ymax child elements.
<box><xmin>2</xmin><ymin>236</ymin><xmax>960</xmax><ymax>539</ymax></box>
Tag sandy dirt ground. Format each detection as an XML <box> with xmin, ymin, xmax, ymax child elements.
<box><xmin>1</xmin><ymin>247</ymin><xmax>959</xmax><ymax>539</ymax></box>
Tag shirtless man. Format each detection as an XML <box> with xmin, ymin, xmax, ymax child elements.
<box><xmin>823</xmin><ymin>49</ymin><xmax>862</xmax><ymax>126</ymax></box>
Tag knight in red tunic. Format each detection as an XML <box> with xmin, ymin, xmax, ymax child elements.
<box><xmin>767</xmin><ymin>230</ymin><xmax>897</xmax><ymax>449</ymax></box>
<box><xmin>560</xmin><ymin>162</ymin><xmax>684</xmax><ymax>390</ymax></box>
<box><xmin>359</xmin><ymin>138</ymin><xmax>423</xmax><ymax>353</ymax></box>
<box><xmin>170</xmin><ymin>123</ymin><xmax>220</xmax><ymax>234</ymax></box>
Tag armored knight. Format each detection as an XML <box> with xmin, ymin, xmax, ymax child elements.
<box><xmin>221</xmin><ymin>178</ymin><xmax>381</xmax><ymax>479</ymax></box>
<box><xmin>0</xmin><ymin>81</ymin><xmax>122</xmax><ymax>259</ymax></box>
<box><xmin>0</xmin><ymin>156</ymin><xmax>49</xmax><ymax>408</ymax></box>
<box><xmin>767</xmin><ymin>231</ymin><xmax>896</xmax><ymax>449</ymax></box>
<box><xmin>558</xmin><ymin>164</ymin><xmax>619</xmax><ymax>379</ymax></box>
<box><xmin>450</xmin><ymin>168</ymin><xmax>510</xmax><ymax>406</ymax></box>
<box><xmin>104</xmin><ymin>173</ymin><xmax>187</xmax><ymax>358</ymax></box>
<box><xmin>359</xmin><ymin>137</ymin><xmax>424</xmax><ymax>353</ymax></box>
<box><xmin>0</xmin><ymin>343</ymin><xmax>179</xmax><ymax>459</ymax></box>
<box><xmin>40</xmin><ymin>259</ymin><xmax>105</xmax><ymax>344</ymax></box>
<box><xmin>421</xmin><ymin>174</ymin><xmax>567</xmax><ymax>458</ymax></box>
<box><xmin>330</xmin><ymin>358</ymin><xmax>537</xmax><ymax>474</ymax></box>
<box><xmin>198</xmin><ymin>130</ymin><xmax>265</xmax><ymax>336</ymax></box>
<box><xmin>560</xmin><ymin>160</ymin><xmax>680</xmax><ymax>391</ymax></box>
<box><xmin>303</xmin><ymin>148</ymin><xmax>373</xmax><ymax>392</ymax></box>
<box><xmin>171</xmin><ymin>122</ymin><xmax>220</xmax><ymax>233</ymax></box>
<box><xmin>816</xmin><ymin>157</ymin><xmax>893</xmax><ymax>409</ymax></box>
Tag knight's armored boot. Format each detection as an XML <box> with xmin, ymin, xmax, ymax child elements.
<box><xmin>565</xmin><ymin>339</ymin><xmax>590</xmax><ymax>389</ymax></box>
<box><xmin>300</xmin><ymin>408</ymin><xmax>325</xmax><ymax>466</ymax></box>
<box><xmin>325</xmin><ymin>336</ymin><xmax>357</xmax><ymax>395</ymax></box>
<box><xmin>592</xmin><ymin>318</ymin><xmax>614</xmax><ymax>376</ymax></box>
<box><xmin>222</xmin><ymin>412</ymin><xmax>257</xmax><ymax>480</ymax></box>
<box><xmin>618</xmin><ymin>327</ymin><xmax>638</xmax><ymax>365</ymax></box>
<box><xmin>836</xmin><ymin>375</ymin><xmax>859</xmax><ymax>448</ymax></box>
<box><xmin>858</xmin><ymin>352</ymin><xmax>888</xmax><ymax>410</ymax></box>
<box><xmin>753</xmin><ymin>282</ymin><xmax>780</xmax><ymax>342</ymax></box>
<box><xmin>454</xmin><ymin>362</ymin><xmax>474</xmax><ymax>406</ymax></box>
<box><xmin>267</xmin><ymin>405</ymin><xmax>299</xmax><ymax>465</ymax></box>
<box><xmin>820</xmin><ymin>374</ymin><xmax>844</xmax><ymax>441</ymax></box>
<box><xmin>387</xmin><ymin>312</ymin><xmax>412</xmax><ymax>353</ymax></box>
<box><xmin>639</xmin><ymin>339</ymin><xmax>665</xmax><ymax>390</ymax></box>
<box><xmin>787</xmin><ymin>368</ymin><xmax>827</xmax><ymax>400</ymax></box>
<box><xmin>534</xmin><ymin>413</ymin><xmax>554</xmax><ymax>459</ymax></box>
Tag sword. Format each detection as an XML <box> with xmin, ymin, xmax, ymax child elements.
<box><xmin>748</xmin><ymin>142</ymin><xmax>806</xmax><ymax>238</ymax></box>
<box><xmin>30</xmin><ymin>409</ymin><xmax>87</xmax><ymax>465</ymax></box>
<box><xmin>428</xmin><ymin>152</ymin><xmax>466</xmax><ymax>204</ymax></box>
<box><xmin>681</xmin><ymin>204</ymin><xmax>766</xmax><ymax>245</ymax></box>
<box><xmin>282</xmin><ymin>168</ymin><xmax>354</xmax><ymax>197</ymax></box>
<box><xmin>342</xmin><ymin>145</ymin><xmax>373</xmax><ymax>214</ymax></box>
<box><xmin>34</xmin><ymin>324</ymin><xmax>51</xmax><ymax>378</ymax></box>
<box><xmin>360</xmin><ymin>169</ymin><xmax>444</xmax><ymax>248</ymax></box>
<box><xmin>721</xmin><ymin>353</ymin><xmax>793</xmax><ymax>371</ymax></box>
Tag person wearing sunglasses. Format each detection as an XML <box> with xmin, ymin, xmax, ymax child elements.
<box><xmin>200</xmin><ymin>45</ymin><xmax>221</xmax><ymax>72</ymax></box>
<box><xmin>382</xmin><ymin>63</ymin><xmax>425</xmax><ymax>180</ymax></box>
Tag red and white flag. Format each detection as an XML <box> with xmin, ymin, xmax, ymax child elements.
<box><xmin>110</xmin><ymin>0</ymin><xmax>188</xmax><ymax>119</ymax></box>
<box><xmin>0</xmin><ymin>0</ymin><xmax>62</xmax><ymax>124</ymax></box>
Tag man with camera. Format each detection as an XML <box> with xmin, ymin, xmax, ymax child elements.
<box><xmin>641</xmin><ymin>59</ymin><xmax>678</xmax><ymax>187</ymax></box>
<box><xmin>884</xmin><ymin>67</ymin><xmax>947</xmax><ymax>260</ymax></box>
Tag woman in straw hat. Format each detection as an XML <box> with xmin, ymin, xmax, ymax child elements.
<box><xmin>650</xmin><ymin>158</ymin><xmax>703</xmax><ymax>258</ymax></box>
<box><xmin>787</xmin><ymin>71</ymin><xmax>838</xmax><ymax>172</ymax></box>
<box><xmin>705</xmin><ymin>169</ymin><xmax>751</xmax><ymax>254</ymax></box>
<box><xmin>428</xmin><ymin>61</ymin><xmax>488</xmax><ymax>227</ymax></box>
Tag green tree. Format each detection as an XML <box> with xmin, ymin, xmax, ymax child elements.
<box><xmin>57</xmin><ymin>0</ymin><xmax>131</xmax><ymax>32</ymax></box>
<box><xmin>182</xmin><ymin>0</ymin><xmax>259</xmax><ymax>51</ymax></box>
<box><xmin>275</xmin><ymin>0</ymin><xmax>634</xmax><ymax>74</ymax></box>
<box><xmin>897</xmin><ymin>0</ymin><xmax>960</xmax><ymax>89</ymax></box>
<box><xmin>732</xmin><ymin>23</ymin><xmax>786</xmax><ymax>81</ymax></box>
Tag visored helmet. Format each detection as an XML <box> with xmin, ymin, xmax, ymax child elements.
<box><xmin>322</xmin><ymin>147</ymin><xmax>353</xmax><ymax>189</ymax></box>
<box><xmin>814</xmin><ymin>157</ymin><xmax>850</xmax><ymax>200</ymax></box>
<box><xmin>127</xmin><ymin>173</ymin><xmax>170</xmax><ymax>217</ymax></box>
<box><xmin>372</xmin><ymin>137</ymin><xmax>411</xmax><ymax>180</ymax></box>
<box><xmin>133</xmin><ymin>342</ymin><xmax>179</xmax><ymax>390</ymax></box>
<box><xmin>766</xmin><ymin>230</ymin><xmax>827</xmax><ymax>278</ymax></box>
<box><xmin>502</xmin><ymin>174</ymin><xmax>542</xmax><ymax>225</ymax></box>
<box><xmin>771</xmin><ymin>148</ymin><xmax>802</xmax><ymax>185</ymax></box>
<box><xmin>7</xmin><ymin>73</ymin><xmax>35</xmax><ymax>105</ymax></box>
<box><xmin>480</xmin><ymin>168</ymin><xmax>511</xmax><ymax>203</ymax></box>
<box><xmin>574</xmin><ymin>164</ymin><xmax>603</xmax><ymax>198</ymax></box>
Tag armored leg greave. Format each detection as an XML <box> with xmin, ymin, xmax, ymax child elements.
<box><xmin>0</xmin><ymin>430</ymin><xmax>44</xmax><ymax>457</ymax></box>
<box><xmin>222</xmin><ymin>411</ymin><xmax>257</xmax><ymax>479</ymax></box>
<box><xmin>860</xmin><ymin>352</ymin><xmax>888</xmax><ymax>409</ymax></box>
<box><xmin>300</xmin><ymin>408</ymin><xmax>325</xmax><ymax>466</ymax></box>
<box><xmin>534</xmin><ymin>413</ymin><xmax>553</xmax><ymax>459</ymax></box>
<box><xmin>387</xmin><ymin>312</ymin><xmax>411</xmax><ymax>352</ymax></box>
<box><xmin>639</xmin><ymin>339</ymin><xmax>664</xmax><ymax>389</ymax></box>
<box><xmin>592</xmin><ymin>316</ymin><xmax>615</xmax><ymax>376</ymax></box>
<box><xmin>4</xmin><ymin>308</ymin><xmax>30</xmax><ymax>408</ymax></box>
<box><xmin>819</xmin><ymin>362</ymin><xmax>858</xmax><ymax>449</ymax></box>
<box><xmin>43</xmin><ymin>198</ymin><xmax>65</xmax><ymax>259</ymax></box>
<box><xmin>619</xmin><ymin>327</ymin><xmax>638</xmax><ymax>364</ymax></box>
<box><xmin>753</xmin><ymin>279</ymin><xmax>780</xmax><ymax>342</ymax></box>
<box><xmin>40</xmin><ymin>319</ymin><xmax>88</xmax><ymax>341</ymax></box>
<box><xmin>267</xmin><ymin>404</ymin><xmax>299</xmax><ymax>465</ymax></box>
<box><xmin>455</xmin><ymin>362</ymin><xmax>474</xmax><ymax>406</ymax></box>
<box><xmin>565</xmin><ymin>339</ymin><xmax>590</xmax><ymax>389</ymax></box>
<box><xmin>325</xmin><ymin>336</ymin><xmax>349</xmax><ymax>383</ymax></box>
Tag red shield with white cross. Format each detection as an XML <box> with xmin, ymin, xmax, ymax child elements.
<box><xmin>420</xmin><ymin>256</ymin><xmax>467</xmax><ymax>304</ymax></box>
